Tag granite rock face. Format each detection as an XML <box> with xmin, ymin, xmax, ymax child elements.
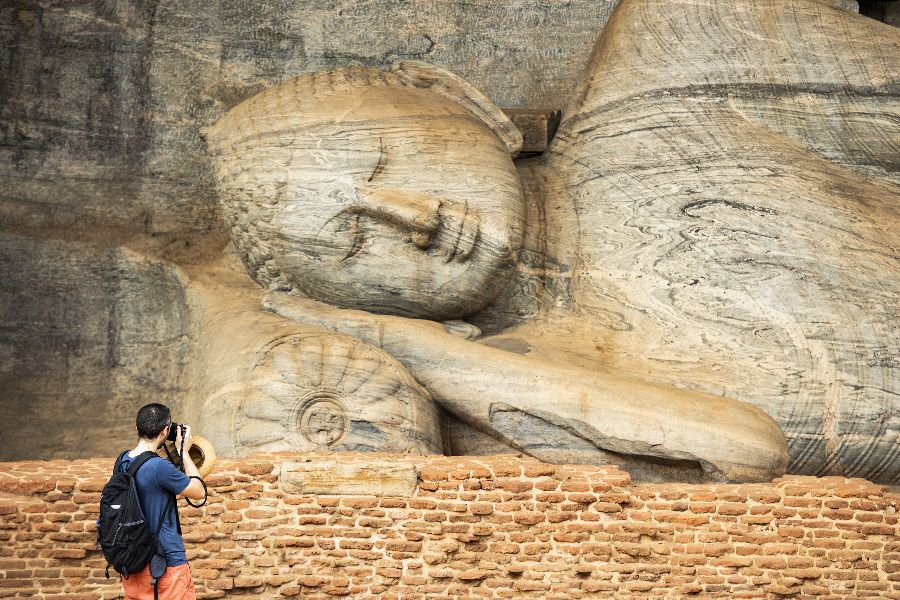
<box><xmin>0</xmin><ymin>0</ymin><xmax>617</xmax><ymax>239</ymax></box>
<box><xmin>207</xmin><ymin>0</ymin><xmax>897</xmax><ymax>483</ymax></box>
<box><xmin>0</xmin><ymin>0</ymin><xmax>617</xmax><ymax>460</ymax></box>
<box><xmin>2</xmin><ymin>0</ymin><xmax>898</xmax><ymax>484</ymax></box>
<box><xmin>0</xmin><ymin>235</ymin><xmax>187</xmax><ymax>460</ymax></box>
<box><xmin>537</xmin><ymin>0</ymin><xmax>900</xmax><ymax>483</ymax></box>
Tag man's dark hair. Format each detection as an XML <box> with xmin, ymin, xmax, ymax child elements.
<box><xmin>136</xmin><ymin>403</ymin><xmax>171</xmax><ymax>440</ymax></box>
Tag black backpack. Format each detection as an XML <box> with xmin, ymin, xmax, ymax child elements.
<box><xmin>97</xmin><ymin>451</ymin><xmax>175</xmax><ymax>599</ymax></box>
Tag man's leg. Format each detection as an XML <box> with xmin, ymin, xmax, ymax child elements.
<box><xmin>121</xmin><ymin>565</ymin><xmax>153</xmax><ymax>600</ymax></box>
<box><xmin>157</xmin><ymin>563</ymin><xmax>196</xmax><ymax>600</ymax></box>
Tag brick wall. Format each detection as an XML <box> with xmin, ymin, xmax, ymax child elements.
<box><xmin>1</xmin><ymin>453</ymin><xmax>898</xmax><ymax>599</ymax></box>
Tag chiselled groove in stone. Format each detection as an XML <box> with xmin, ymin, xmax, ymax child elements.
<box><xmin>339</xmin><ymin>215</ymin><xmax>364</xmax><ymax>263</ymax></box>
<box><xmin>369</xmin><ymin>137</ymin><xmax>386</xmax><ymax>182</ymax></box>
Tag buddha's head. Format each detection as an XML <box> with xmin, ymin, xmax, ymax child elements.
<box><xmin>204</xmin><ymin>62</ymin><xmax>525</xmax><ymax>320</ymax></box>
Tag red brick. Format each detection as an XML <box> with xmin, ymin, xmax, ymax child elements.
<box><xmin>458</xmin><ymin>570</ymin><xmax>489</xmax><ymax>580</ymax></box>
<box><xmin>513</xmin><ymin>579</ymin><xmax>550</xmax><ymax>591</ymax></box>
<box><xmin>238</xmin><ymin>461</ymin><xmax>274</xmax><ymax>476</ymax></box>
<box><xmin>523</xmin><ymin>464</ymin><xmax>556</xmax><ymax>478</ymax></box>
<box><xmin>513</xmin><ymin>512</ymin><xmax>545</xmax><ymax>525</ymax></box>
<box><xmin>4</xmin><ymin>478</ymin><xmax>58</xmax><ymax>494</ymax></box>
<box><xmin>385</xmin><ymin>541</ymin><xmax>421</xmax><ymax>553</ymax></box>
<box><xmin>341</xmin><ymin>497</ymin><xmax>377</xmax><ymax>508</ymax></box>
<box><xmin>718</xmin><ymin>502</ymin><xmax>748</xmax><ymax>515</ymax></box>
<box><xmin>492</xmin><ymin>463</ymin><xmax>522</xmax><ymax>477</ymax></box>
<box><xmin>784</xmin><ymin>568</ymin><xmax>822</xmax><ymax>579</ymax></box>
<box><xmin>593</xmin><ymin>502</ymin><xmax>623</xmax><ymax>513</ymax></box>
<box><xmin>416</xmin><ymin>465</ymin><xmax>447</xmax><ymax>481</ymax></box>
<box><xmin>547</xmin><ymin>511</ymin><xmax>577</xmax><ymax>522</ymax></box>
<box><xmin>567</xmin><ymin>492</ymin><xmax>597</xmax><ymax>504</ymax></box>
<box><xmin>233</xmin><ymin>575</ymin><xmax>266</xmax><ymax>588</ymax></box>
<box><xmin>48</xmin><ymin>549</ymin><xmax>86</xmax><ymax>559</ymax></box>
<box><xmin>560</xmin><ymin>481</ymin><xmax>590</xmax><ymax>492</ymax></box>
<box><xmin>689</xmin><ymin>492</ymin><xmax>718</xmax><ymax>502</ymax></box>
<box><xmin>536</xmin><ymin>492</ymin><xmax>565</xmax><ymax>503</ymax></box>
<box><xmin>469</xmin><ymin>502</ymin><xmax>493</xmax><ymax>515</ymax></box>
<box><xmin>497</xmin><ymin>479</ymin><xmax>533</xmax><ymax>493</ymax></box>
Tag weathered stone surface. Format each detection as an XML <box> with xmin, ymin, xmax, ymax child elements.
<box><xmin>175</xmin><ymin>256</ymin><xmax>443</xmax><ymax>458</ymax></box>
<box><xmin>265</xmin><ymin>292</ymin><xmax>788</xmax><ymax>483</ymax></box>
<box><xmin>203</xmin><ymin>63</ymin><xmax>526</xmax><ymax>320</ymax></box>
<box><xmin>0</xmin><ymin>0</ymin><xmax>616</xmax><ymax>465</ymax></box>
<box><xmin>0</xmin><ymin>0</ymin><xmax>616</xmax><ymax>238</ymax></box>
<box><xmin>0</xmin><ymin>234</ymin><xmax>187</xmax><ymax>460</ymax></box>
<box><xmin>204</xmin><ymin>56</ymin><xmax>789</xmax><ymax>481</ymax></box>
<box><xmin>532</xmin><ymin>0</ymin><xmax>900</xmax><ymax>482</ymax></box>
<box><xmin>279</xmin><ymin>459</ymin><xmax>418</xmax><ymax>496</ymax></box>
<box><xmin>244</xmin><ymin>0</ymin><xmax>896</xmax><ymax>483</ymax></box>
<box><xmin>2</xmin><ymin>0</ymin><xmax>898</xmax><ymax>485</ymax></box>
<box><xmin>502</xmin><ymin>109</ymin><xmax>561</xmax><ymax>154</ymax></box>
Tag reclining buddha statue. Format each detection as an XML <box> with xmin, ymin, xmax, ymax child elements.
<box><xmin>193</xmin><ymin>0</ymin><xmax>898</xmax><ymax>484</ymax></box>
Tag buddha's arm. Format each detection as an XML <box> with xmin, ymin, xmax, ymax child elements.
<box><xmin>263</xmin><ymin>291</ymin><xmax>788</xmax><ymax>482</ymax></box>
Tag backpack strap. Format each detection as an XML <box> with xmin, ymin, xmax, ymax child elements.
<box><xmin>112</xmin><ymin>450</ymin><xmax>129</xmax><ymax>475</ymax></box>
<box><xmin>124</xmin><ymin>451</ymin><xmax>160</xmax><ymax>477</ymax></box>
<box><xmin>174</xmin><ymin>494</ymin><xmax>182</xmax><ymax>535</ymax></box>
<box><xmin>156</xmin><ymin>494</ymin><xmax>173</xmax><ymax>536</ymax></box>
<box><xmin>151</xmin><ymin>489</ymin><xmax>174</xmax><ymax>600</ymax></box>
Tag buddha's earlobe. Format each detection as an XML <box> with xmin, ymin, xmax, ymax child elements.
<box><xmin>390</xmin><ymin>60</ymin><xmax>523</xmax><ymax>156</ymax></box>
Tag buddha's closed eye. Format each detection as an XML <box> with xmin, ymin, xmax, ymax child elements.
<box><xmin>340</xmin><ymin>214</ymin><xmax>364</xmax><ymax>262</ymax></box>
<box><xmin>368</xmin><ymin>137</ymin><xmax>387</xmax><ymax>183</ymax></box>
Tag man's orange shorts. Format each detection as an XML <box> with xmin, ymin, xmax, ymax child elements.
<box><xmin>122</xmin><ymin>563</ymin><xmax>196</xmax><ymax>600</ymax></box>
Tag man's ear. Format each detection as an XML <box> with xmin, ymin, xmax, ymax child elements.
<box><xmin>390</xmin><ymin>60</ymin><xmax>523</xmax><ymax>156</ymax></box>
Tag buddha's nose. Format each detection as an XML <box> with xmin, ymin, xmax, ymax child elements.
<box><xmin>353</xmin><ymin>185</ymin><xmax>441</xmax><ymax>249</ymax></box>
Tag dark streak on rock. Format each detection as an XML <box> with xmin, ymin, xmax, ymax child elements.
<box><xmin>680</xmin><ymin>199</ymin><xmax>777</xmax><ymax>218</ymax></box>
<box><xmin>570</xmin><ymin>82</ymin><xmax>900</xmax><ymax>135</ymax></box>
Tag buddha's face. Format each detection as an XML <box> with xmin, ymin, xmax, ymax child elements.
<box><xmin>209</xmin><ymin>85</ymin><xmax>525</xmax><ymax>319</ymax></box>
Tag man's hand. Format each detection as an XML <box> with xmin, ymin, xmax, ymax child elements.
<box><xmin>175</xmin><ymin>424</ymin><xmax>193</xmax><ymax>454</ymax></box>
<box><xmin>175</xmin><ymin>424</ymin><xmax>206</xmax><ymax>501</ymax></box>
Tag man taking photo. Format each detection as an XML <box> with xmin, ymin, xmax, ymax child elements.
<box><xmin>115</xmin><ymin>403</ymin><xmax>206</xmax><ymax>600</ymax></box>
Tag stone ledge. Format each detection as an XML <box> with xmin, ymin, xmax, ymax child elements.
<box><xmin>280</xmin><ymin>459</ymin><xmax>418</xmax><ymax>497</ymax></box>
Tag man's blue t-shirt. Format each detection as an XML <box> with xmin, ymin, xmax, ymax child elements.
<box><xmin>120</xmin><ymin>452</ymin><xmax>190</xmax><ymax>567</ymax></box>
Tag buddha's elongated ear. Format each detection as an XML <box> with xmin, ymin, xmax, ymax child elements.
<box><xmin>391</xmin><ymin>60</ymin><xmax>523</xmax><ymax>156</ymax></box>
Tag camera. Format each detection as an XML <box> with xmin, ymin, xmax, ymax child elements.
<box><xmin>166</xmin><ymin>422</ymin><xmax>185</xmax><ymax>442</ymax></box>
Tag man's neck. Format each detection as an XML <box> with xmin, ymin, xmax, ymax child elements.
<box><xmin>130</xmin><ymin>439</ymin><xmax>160</xmax><ymax>457</ymax></box>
